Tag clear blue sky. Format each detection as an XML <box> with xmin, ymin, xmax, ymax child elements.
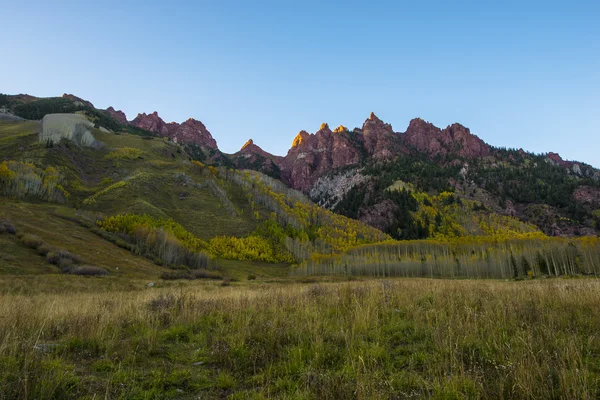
<box><xmin>2</xmin><ymin>1</ymin><xmax>599</xmax><ymax>166</ymax></box>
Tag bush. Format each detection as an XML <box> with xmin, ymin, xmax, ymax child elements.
<box><xmin>69</xmin><ymin>266</ymin><xmax>108</xmax><ymax>276</ymax></box>
<box><xmin>46</xmin><ymin>250</ymin><xmax>83</xmax><ymax>269</ymax></box>
<box><xmin>0</xmin><ymin>218</ymin><xmax>16</xmax><ymax>235</ymax></box>
<box><xmin>36</xmin><ymin>243</ymin><xmax>54</xmax><ymax>256</ymax></box>
<box><xmin>161</xmin><ymin>271</ymin><xmax>194</xmax><ymax>280</ymax></box>
<box><xmin>20</xmin><ymin>234</ymin><xmax>45</xmax><ymax>249</ymax></box>
<box><xmin>147</xmin><ymin>294</ymin><xmax>178</xmax><ymax>311</ymax></box>
<box><xmin>247</xmin><ymin>274</ymin><xmax>257</xmax><ymax>281</ymax></box>
<box><xmin>191</xmin><ymin>269</ymin><xmax>222</xmax><ymax>280</ymax></box>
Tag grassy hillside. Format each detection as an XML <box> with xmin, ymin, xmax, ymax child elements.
<box><xmin>0</xmin><ymin>117</ymin><xmax>391</xmax><ymax>282</ymax></box>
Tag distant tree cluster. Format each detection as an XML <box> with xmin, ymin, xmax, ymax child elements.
<box><xmin>295</xmin><ymin>235</ymin><xmax>600</xmax><ymax>279</ymax></box>
<box><xmin>0</xmin><ymin>93</ymin><xmax>9</xmax><ymax>108</ymax></box>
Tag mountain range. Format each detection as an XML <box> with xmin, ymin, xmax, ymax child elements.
<box><xmin>2</xmin><ymin>92</ymin><xmax>599</xmax><ymax>238</ymax></box>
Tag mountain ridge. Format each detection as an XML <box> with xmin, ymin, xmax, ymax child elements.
<box><xmin>3</xmin><ymin>91</ymin><xmax>599</xmax><ymax>238</ymax></box>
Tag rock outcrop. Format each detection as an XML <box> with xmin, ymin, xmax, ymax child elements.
<box><xmin>40</xmin><ymin>114</ymin><xmax>100</xmax><ymax>148</ymax></box>
<box><xmin>131</xmin><ymin>112</ymin><xmax>174</xmax><ymax>136</ymax></box>
<box><xmin>231</xmin><ymin>139</ymin><xmax>283</xmax><ymax>177</ymax></box>
<box><xmin>105</xmin><ymin>107</ymin><xmax>129</xmax><ymax>125</ymax></box>
<box><xmin>362</xmin><ymin>112</ymin><xmax>403</xmax><ymax>159</ymax></box>
<box><xmin>280</xmin><ymin>123</ymin><xmax>365</xmax><ymax>191</ymax></box>
<box><xmin>130</xmin><ymin>112</ymin><xmax>218</xmax><ymax>149</ymax></box>
<box><xmin>574</xmin><ymin>186</ymin><xmax>600</xmax><ymax>208</ymax></box>
<box><xmin>402</xmin><ymin>118</ymin><xmax>490</xmax><ymax>159</ymax></box>
<box><xmin>171</xmin><ymin>118</ymin><xmax>218</xmax><ymax>149</ymax></box>
<box><xmin>546</xmin><ymin>152</ymin><xmax>599</xmax><ymax>180</ymax></box>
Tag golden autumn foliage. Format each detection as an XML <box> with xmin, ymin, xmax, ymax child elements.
<box><xmin>0</xmin><ymin>160</ymin><xmax>69</xmax><ymax>202</ymax></box>
<box><xmin>409</xmin><ymin>190</ymin><xmax>539</xmax><ymax>239</ymax></box>
<box><xmin>209</xmin><ymin>235</ymin><xmax>294</xmax><ymax>263</ymax></box>
<box><xmin>97</xmin><ymin>213</ymin><xmax>206</xmax><ymax>252</ymax></box>
<box><xmin>224</xmin><ymin>169</ymin><xmax>390</xmax><ymax>258</ymax></box>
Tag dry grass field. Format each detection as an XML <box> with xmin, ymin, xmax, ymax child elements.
<box><xmin>0</xmin><ymin>277</ymin><xmax>599</xmax><ymax>399</ymax></box>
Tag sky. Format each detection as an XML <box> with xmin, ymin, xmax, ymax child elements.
<box><xmin>1</xmin><ymin>0</ymin><xmax>599</xmax><ymax>166</ymax></box>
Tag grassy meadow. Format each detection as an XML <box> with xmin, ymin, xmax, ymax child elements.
<box><xmin>0</xmin><ymin>277</ymin><xmax>599</xmax><ymax>399</ymax></box>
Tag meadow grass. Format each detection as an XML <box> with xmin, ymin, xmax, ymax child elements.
<box><xmin>0</xmin><ymin>277</ymin><xmax>598</xmax><ymax>399</ymax></box>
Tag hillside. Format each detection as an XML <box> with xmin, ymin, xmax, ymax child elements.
<box><xmin>0</xmin><ymin>107</ymin><xmax>389</xmax><ymax>281</ymax></box>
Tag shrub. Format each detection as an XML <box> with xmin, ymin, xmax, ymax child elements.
<box><xmin>161</xmin><ymin>271</ymin><xmax>194</xmax><ymax>280</ymax></box>
<box><xmin>20</xmin><ymin>234</ymin><xmax>45</xmax><ymax>249</ymax></box>
<box><xmin>147</xmin><ymin>294</ymin><xmax>178</xmax><ymax>311</ymax></box>
<box><xmin>36</xmin><ymin>243</ymin><xmax>53</xmax><ymax>256</ymax></box>
<box><xmin>191</xmin><ymin>269</ymin><xmax>222</xmax><ymax>280</ymax></box>
<box><xmin>247</xmin><ymin>274</ymin><xmax>257</xmax><ymax>281</ymax></box>
<box><xmin>0</xmin><ymin>218</ymin><xmax>16</xmax><ymax>235</ymax></box>
<box><xmin>46</xmin><ymin>250</ymin><xmax>83</xmax><ymax>268</ymax></box>
<box><xmin>70</xmin><ymin>266</ymin><xmax>108</xmax><ymax>276</ymax></box>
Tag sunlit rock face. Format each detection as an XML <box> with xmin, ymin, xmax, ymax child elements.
<box><xmin>280</xmin><ymin>123</ymin><xmax>365</xmax><ymax>192</ymax></box>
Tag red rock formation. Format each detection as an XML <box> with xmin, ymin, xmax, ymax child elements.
<box><xmin>130</xmin><ymin>112</ymin><xmax>218</xmax><ymax>148</ymax></box>
<box><xmin>362</xmin><ymin>112</ymin><xmax>403</xmax><ymax>159</ymax></box>
<box><xmin>131</xmin><ymin>112</ymin><xmax>172</xmax><ymax>136</ymax></box>
<box><xmin>231</xmin><ymin>139</ymin><xmax>283</xmax><ymax>176</ymax></box>
<box><xmin>574</xmin><ymin>186</ymin><xmax>600</xmax><ymax>208</ymax></box>
<box><xmin>402</xmin><ymin>118</ymin><xmax>490</xmax><ymax>159</ymax></box>
<box><xmin>546</xmin><ymin>152</ymin><xmax>572</xmax><ymax>168</ymax></box>
<box><xmin>105</xmin><ymin>107</ymin><xmax>129</xmax><ymax>125</ymax></box>
<box><xmin>171</xmin><ymin>118</ymin><xmax>218</xmax><ymax>149</ymax></box>
<box><xmin>280</xmin><ymin>123</ymin><xmax>365</xmax><ymax>191</ymax></box>
<box><xmin>238</xmin><ymin>139</ymin><xmax>283</xmax><ymax>162</ymax></box>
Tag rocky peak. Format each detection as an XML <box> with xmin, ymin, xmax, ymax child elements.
<box><xmin>406</xmin><ymin>117</ymin><xmax>439</xmax><ymax>133</ymax></box>
<box><xmin>236</xmin><ymin>138</ymin><xmax>281</xmax><ymax>161</ymax></box>
<box><xmin>281</xmin><ymin>121</ymin><xmax>367</xmax><ymax>192</ymax></box>
<box><xmin>173</xmin><ymin>118</ymin><xmax>218</xmax><ymax>149</ymax></box>
<box><xmin>361</xmin><ymin>112</ymin><xmax>398</xmax><ymax>159</ymax></box>
<box><xmin>105</xmin><ymin>106</ymin><xmax>129</xmax><ymax>125</ymax></box>
<box><xmin>363</xmin><ymin>112</ymin><xmax>393</xmax><ymax>132</ymax></box>
<box><xmin>368</xmin><ymin>112</ymin><xmax>381</xmax><ymax>122</ymax></box>
<box><xmin>241</xmin><ymin>139</ymin><xmax>254</xmax><ymax>150</ymax></box>
<box><xmin>316</xmin><ymin>123</ymin><xmax>332</xmax><ymax>136</ymax></box>
<box><xmin>130</xmin><ymin>113</ymin><xmax>217</xmax><ymax>148</ymax></box>
<box><xmin>546</xmin><ymin>152</ymin><xmax>569</xmax><ymax>167</ymax></box>
<box><xmin>291</xmin><ymin>130</ymin><xmax>310</xmax><ymax>148</ymax></box>
<box><xmin>403</xmin><ymin>118</ymin><xmax>489</xmax><ymax>159</ymax></box>
<box><xmin>334</xmin><ymin>125</ymin><xmax>348</xmax><ymax>133</ymax></box>
<box><xmin>131</xmin><ymin>111</ymin><xmax>171</xmax><ymax>136</ymax></box>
